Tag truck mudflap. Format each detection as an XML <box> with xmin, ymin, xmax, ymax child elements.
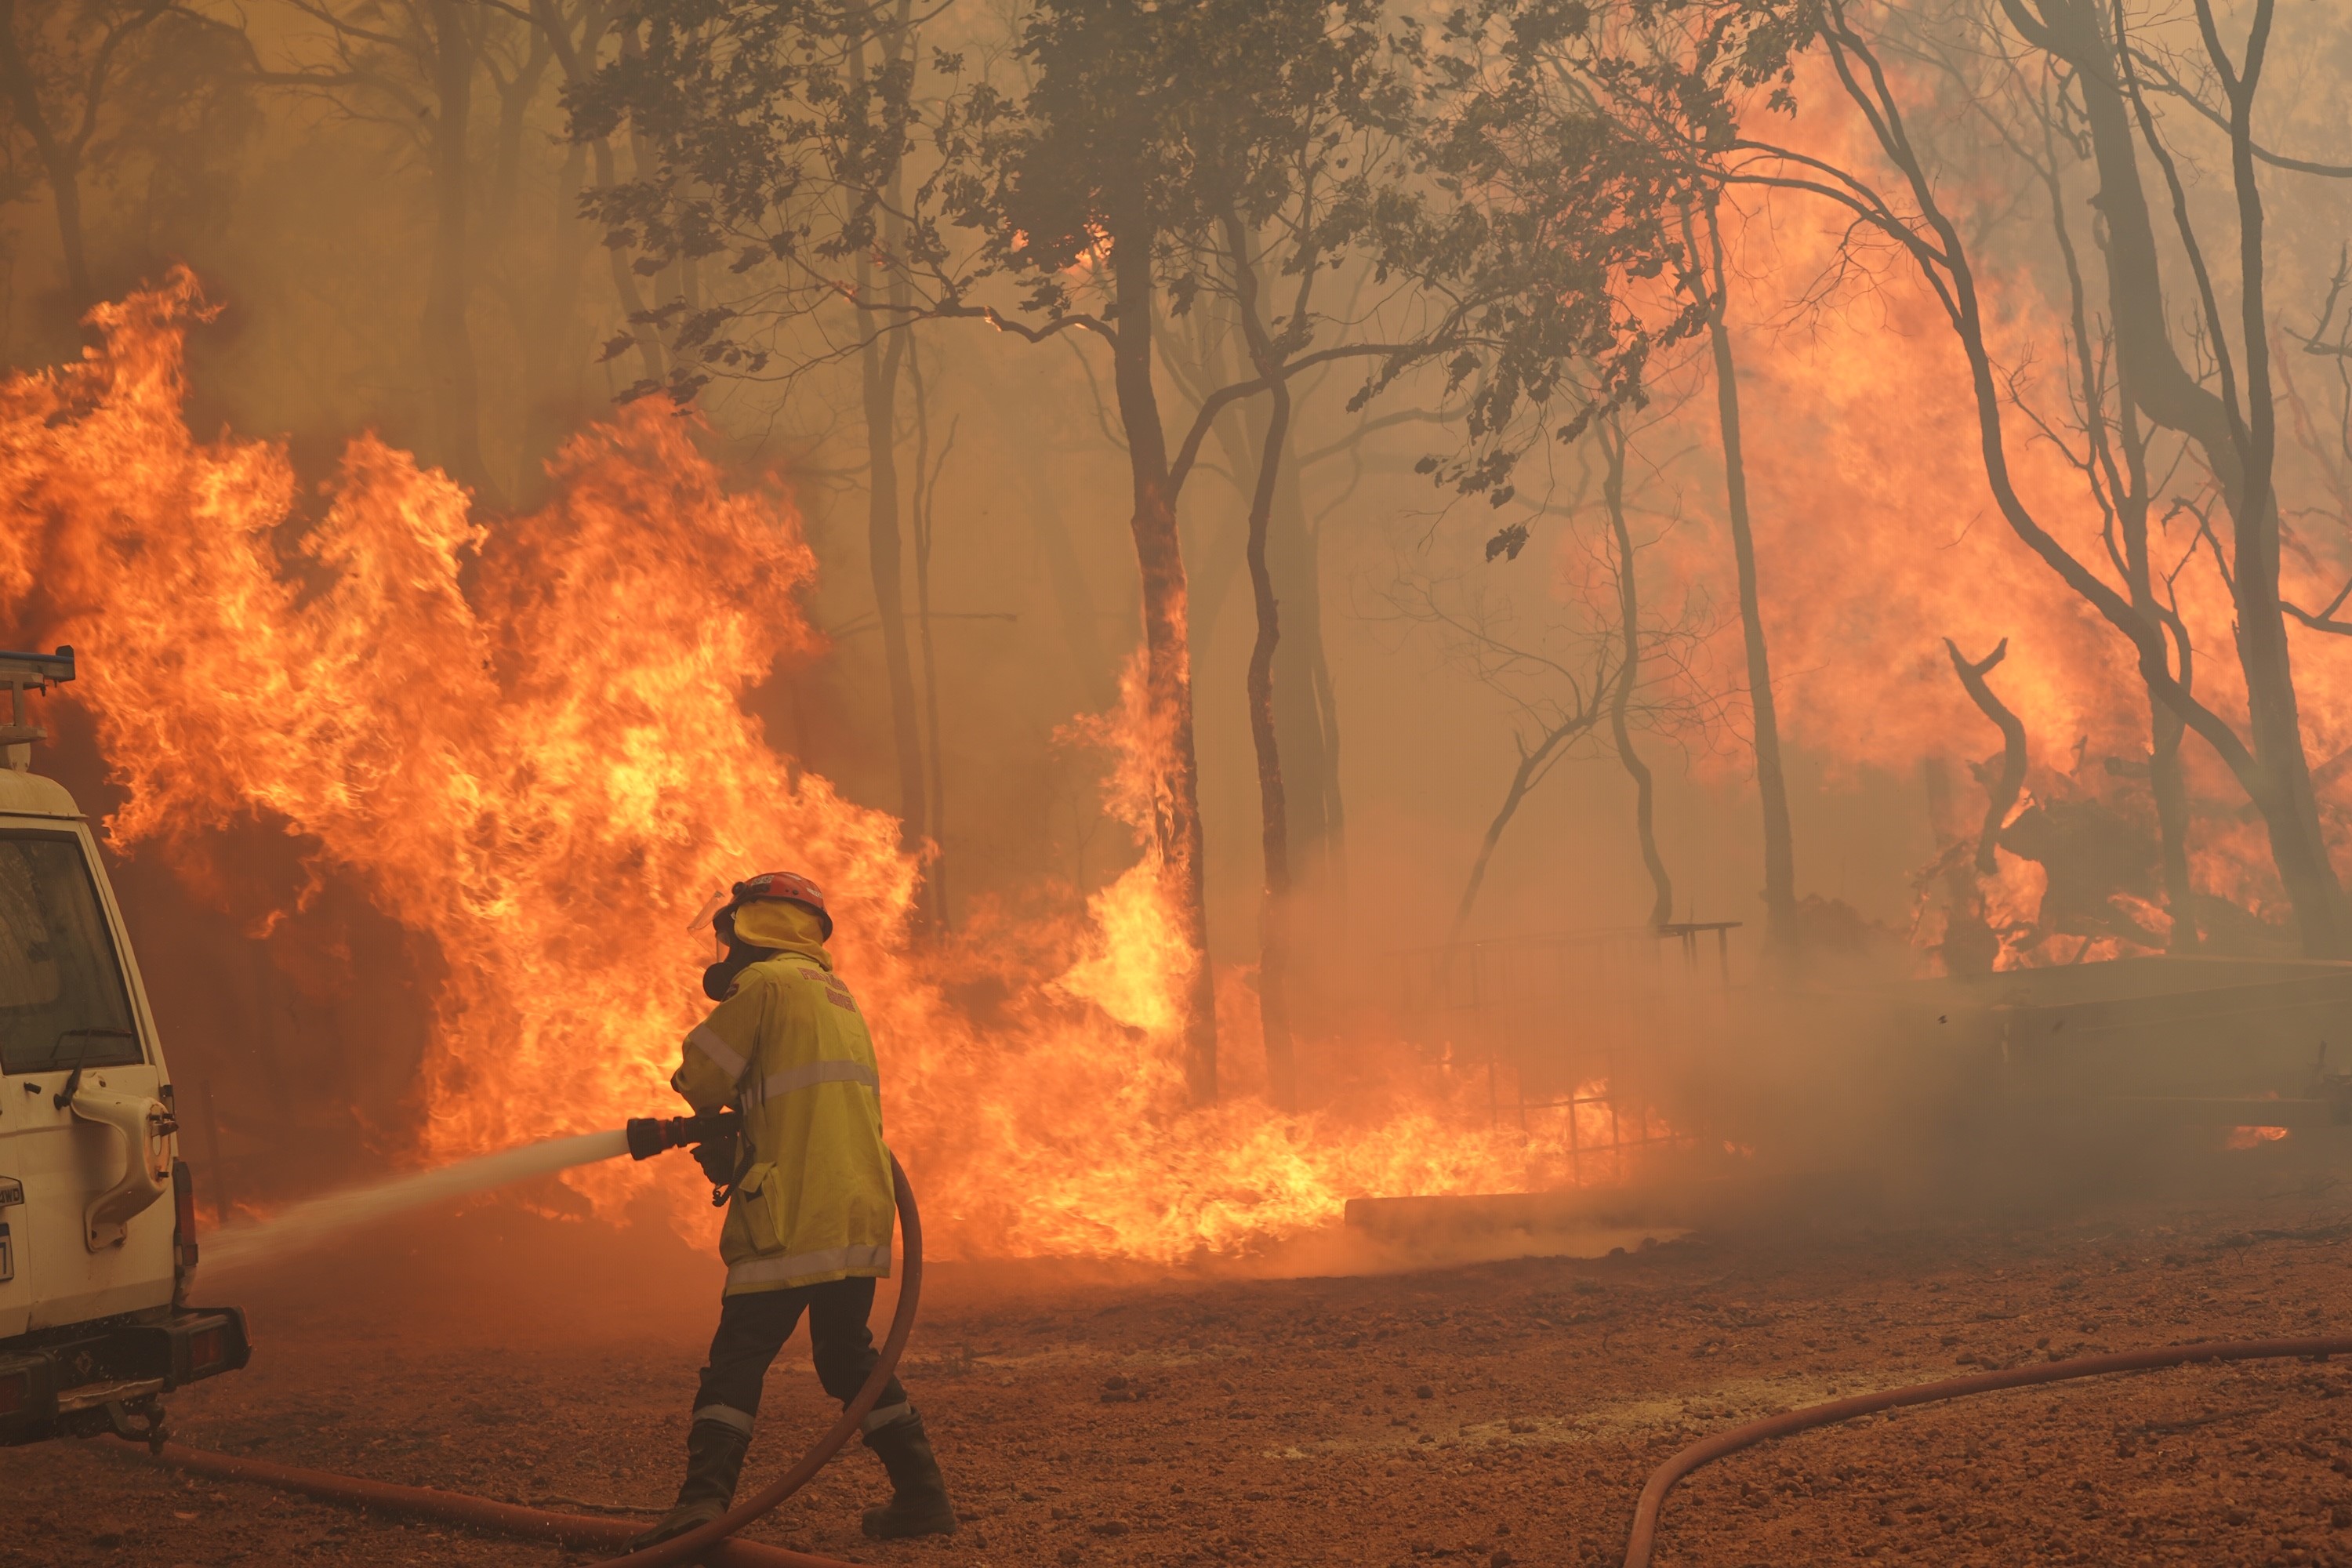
<box><xmin>0</xmin><ymin>1305</ymin><xmax>251</xmax><ymax>1446</ymax></box>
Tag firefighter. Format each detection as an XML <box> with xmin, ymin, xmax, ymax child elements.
<box><xmin>633</xmin><ymin>871</ymin><xmax>956</xmax><ymax>1548</ymax></box>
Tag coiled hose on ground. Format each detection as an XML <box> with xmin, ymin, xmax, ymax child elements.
<box><xmin>118</xmin><ymin>1152</ymin><xmax>924</xmax><ymax>1568</ymax></box>
<box><xmin>1620</xmin><ymin>1333</ymin><xmax>2352</xmax><ymax>1568</ymax></box>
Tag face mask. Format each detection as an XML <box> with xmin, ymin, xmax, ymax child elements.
<box><xmin>702</xmin><ymin>943</ymin><xmax>768</xmax><ymax>1001</ymax></box>
<box><xmin>702</xmin><ymin>909</ymin><xmax>742</xmax><ymax>1001</ymax></box>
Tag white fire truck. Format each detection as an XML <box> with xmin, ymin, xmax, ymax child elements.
<box><xmin>0</xmin><ymin>647</ymin><xmax>248</xmax><ymax>1447</ymax></box>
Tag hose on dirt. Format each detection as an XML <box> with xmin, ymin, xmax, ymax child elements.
<box><xmin>122</xmin><ymin>1152</ymin><xmax>925</xmax><ymax>1568</ymax></box>
<box><xmin>1621</xmin><ymin>1333</ymin><xmax>2352</xmax><ymax>1568</ymax></box>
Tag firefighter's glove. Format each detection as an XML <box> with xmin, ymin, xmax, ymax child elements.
<box><xmin>694</xmin><ymin>1127</ymin><xmax>741</xmax><ymax>1193</ymax></box>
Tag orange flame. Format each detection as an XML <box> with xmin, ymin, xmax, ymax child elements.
<box><xmin>1</xmin><ymin>273</ymin><xmax>1673</xmax><ymax>1261</ymax></box>
<box><xmin>1617</xmin><ymin>67</ymin><xmax>2352</xmax><ymax>955</ymax></box>
<box><xmin>1050</xmin><ymin>653</ymin><xmax>1195</xmax><ymax>1039</ymax></box>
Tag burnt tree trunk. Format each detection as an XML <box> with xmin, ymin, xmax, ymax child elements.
<box><xmin>2038</xmin><ymin>107</ymin><xmax>2201</xmax><ymax>952</ymax></box>
<box><xmin>615</xmin><ymin>19</ymin><xmax>678</xmax><ymax>390</ymax></box>
<box><xmin>0</xmin><ymin>0</ymin><xmax>176</xmax><ymax>324</ymax></box>
<box><xmin>533</xmin><ymin>0</ymin><xmax>661</xmax><ymax>392</ymax></box>
<box><xmin>486</xmin><ymin>9</ymin><xmax>585</xmax><ymax>495</ymax></box>
<box><xmin>515</xmin><ymin>136</ymin><xmax>596</xmax><ymax>494</ymax></box>
<box><xmin>1269</xmin><ymin>434</ymin><xmax>1343</xmax><ymax>901</ymax></box>
<box><xmin>1184</xmin><ymin>302</ymin><xmax>1341</xmax><ymax>911</ymax></box>
<box><xmin>1811</xmin><ymin>5</ymin><xmax>2331</xmax><ymax>966</ymax></box>
<box><xmin>1305</xmin><ymin>622</ymin><xmax>1345</xmax><ymax>898</ymax></box>
<box><xmin>1111</xmin><ymin>219</ymin><xmax>1218</xmax><ymax>1104</ymax></box>
<box><xmin>848</xmin><ymin>26</ymin><xmax>932</xmax><ymax>920</ymax></box>
<box><xmin>0</xmin><ymin>0</ymin><xmax>169</xmax><ymax>319</ymax></box>
<box><xmin>2022</xmin><ymin>0</ymin><xmax>2339</xmax><ymax>952</ymax></box>
<box><xmin>1227</xmin><ymin>211</ymin><xmax>1296</xmax><ymax>1112</ymax></box>
<box><xmin>421</xmin><ymin>0</ymin><xmax>497</xmax><ymax>500</ymax></box>
<box><xmin>1945</xmin><ymin>638</ymin><xmax>2027</xmax><ymax>874</ymax></box>
<box><xmin>907</xmin><ymin>340</ymin><xmax>956</xmax><ymax>926</ymax></box>
<box><xmin>2151</xmin><ymin>622</ymin><xmax>2198</xmax><ymax>946</ymax></box>
<box><xmin>1924</xmin><ymin>753</ymin><xmax>1998</xmax><ymax>975</ymax></box>
<box><xmin>1601</xmin><ymin>418</ymin><xmax>1673</xmax><ymax>928</ymax></box>
<box><xmin>1690</xmin><ymin>197</ymin><xmax>1798</xmax><ymax>960</ymax></box>
<box><xmin>2112</xmin><ymin>387</ymin><xmax>2200</xmax><ymax>946</ymax></box>
<box><xmin>0</xmin><ymin>0</ymin><xmax>92</xmax><ymax>308</ymax></box>
<box><xmin>859</xmin><ymin>315</ymin><xmax>929</xmax><ymax>893</ymax></box>
<box><xmin>1454</xmin><ymin>708</ymin><xmax>1600</xmax><ymax>939</ymax></box>
<box><xmin>592</xmin><ymin>134</ymin><xmax>663</xmax><ymax>386</ymax></box>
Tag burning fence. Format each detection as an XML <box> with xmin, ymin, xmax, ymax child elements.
<box><xmin>0</xmin><ymin>273</ymin><xmax>1682</xmax><ymax>1264</ymax></box>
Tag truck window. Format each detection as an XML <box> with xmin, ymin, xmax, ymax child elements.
<box><xmin>0</xmin><ymin>832</ymin><xmax>141</xmax><ymax>1074</ymax></box>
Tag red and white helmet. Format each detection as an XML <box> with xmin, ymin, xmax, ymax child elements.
<box><xmin>721</xmin><ymin>870</ymin><xmax>832</xmax><ymax>939</ymax></box>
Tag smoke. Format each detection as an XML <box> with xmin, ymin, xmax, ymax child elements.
<box><xmin>3</xmin><ymin>0</ymin><xmax>2349</xmax><ymax>1259</ymax></box>
<box><xmin>3</xmin><ymin>278</ymin><xmax>1699</xmax><ymax>1266</ymax></box>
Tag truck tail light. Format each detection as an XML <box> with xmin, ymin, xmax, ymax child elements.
<box><xmin>172</xmin><ymin>1159</ymin><xmax>198</xmax><ymax>1306</ymax></box>
<box><xmin>0</xmin><ymin>1370</ymin><xmax>26</xmax><ymax>1416</ymax></box>
<box><xmin>187</xmin><ymin>1326</ymin><xmax>226</xmax><ymax>1374</ymax></box>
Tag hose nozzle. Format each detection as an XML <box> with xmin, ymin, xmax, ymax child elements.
<box><xmin>626</xmin><ymin>1109</ymin><xmax>741</xmax><ymax>1161</ymax></box>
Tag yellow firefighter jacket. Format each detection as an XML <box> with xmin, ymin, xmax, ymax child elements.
<box><xmin>671</xmin><ymin>941</ymin><xmax>895</xmax><ymax>1295</ymax></box>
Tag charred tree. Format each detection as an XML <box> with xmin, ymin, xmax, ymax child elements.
<box><xmin>848</xmin><ymin>18</ymin><xmax>935</xmax><ymax>924</ymax></box>
<box><xmin>1455</xmin><ymin>695</ymin><xmax>1610</xmax><ymax>937</ymax></box>
<box><xmin>1682</xmin><ymin>196</ymin><xmax>1797</xmax><ymax>961</ymax></box>
<box><xmin>1226</xmin><ymin>208</ymin><xmax>1296</xmax><ymax>1111</ymax></box>
<box><xmin>0</xmin><ymin>0</ymin><xmax>240</xmax><ymax>325</ymax></box>
<box><xmin>506</xmin><ymin>0</ymin><xmax>624</xmax><ymax>490</ymax></box>
<box><xmin>1600</xmin><ymin>416</ymin><xmax>1672</xmax><ymax>929</ymax></box>
<box><xmin>1923</xmin><ymin>753</ymin><xmax>1999</xmax><ymax>974</ymax></box>
<box><xmin>257</xmin><ymin>0</ymin><xmax>504</xmax><ymax>499</ymax></box>
<box><xmin>1399</xmin><ymin>488</ymin><xmax>1634</xmax><ymax>939</ymax></box>
<box><xmin>962</xmin><ymin>0</ymin><xmax>1446</xmax><ymax>1102</ymax></box>
<box><xmin>2023</xmin><ymin>100</ymin><xmax>2201</xmax><ymax>949</ymax></box>
<box><xmin>1109</xmin><ymin>220</ymin><xmax>1220</xmax><ymax>1104</ymax></box>
<box><xmin>908</xmin><ymin>347</ymin><xmax>957</xmax><ymax>926</ymax></box>
<box><xmin>1270</xmin><ymin>454</ymin><xmax>1345</xmax><ymax>900</ymax></box>
<box><xmin>1444</xmin><ymin>0</ymin><xmax>2339</xmax><ymax>951</ymax></box>
<box><xmin>1160</xmin><ymin>299</ymin><xmax>1346</xmax><ymax>909</ymax></box>
<box><xmin>1156</xmin><ymin>299</ymin><xmax>1256</xmax><ymax>652</ymax></box>
<box><xmin>598</xmin><ymin>18</ymin><xmax>673</xmax><ymax>389</ymax></box>
<box><xmin>1634</xmin><ymin>0</ymin><xmax>2338</xmax><ymax>953</ymax></box>
<box><xmin>545</xmin><ymin>5</ymin><xmax>668</xmax><ymax>389</ymax></box>
<box><xmin>0</xmin><ymin>0</ymin><xmax>167</xmax><ymax>310</ymax></box>
<box><xmin>2001</xmin><ymin>0</ymin><xmax>2338</xmax><ymax>951</ymax></box>
<box><xmin>1399</xmin><ymin>423</ymin><xmax>1706</xmax><ymax>940</ymax></box>
<box><xmin>510</xmin><ymin>132</ymin><xmax>593</xmax><ymax>484</ymax></box>
<box><xmin>2148</xmin><ymin>623</ymin><xmax>2198</xmax><ymax>946</ymax></box>
<box><xmin>1944</xmin><ymin>638</ymin><xmax>2027</xmax><ymax>875</ymax></box>
<box><xmin>573</xmin><ymin>0</ymin><xmax>1455</xmax><ymax>1102</ymax></box>
<box><xmin>419</xmin><ymin>0</ymin><xmax>497</xmax><ymax>500</ymax></box>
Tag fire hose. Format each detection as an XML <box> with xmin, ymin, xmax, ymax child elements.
<box><xmin>120</xmin><ymin>1143</ymin><xmax>924</xmax><ymax>1568</ymax></box>
<box><xmin>107</xmin><ymin>1133</ymin><xmax>2348</xmax><ymax>1568</ymax></box>
<box><xmin>1621</xmin><ymin>1332</ymin><xmax>2352</xmax><ymax>1568</ymax></box>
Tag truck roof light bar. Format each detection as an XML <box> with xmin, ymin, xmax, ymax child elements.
<box><xmin>0</xmin><ymin>644</ymin><xmax>74</xmax><ymax>771</ymax></box>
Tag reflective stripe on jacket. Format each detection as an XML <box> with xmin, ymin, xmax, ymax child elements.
<box><xmin>672</xmin><ymin>946</ymin><xmax>895</xmax><ymax>1295</ymax></box>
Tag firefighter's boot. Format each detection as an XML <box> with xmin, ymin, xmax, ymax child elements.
<box><xmin>860</xmin><ymin>1409</ymin><xmax>957</xmax><ymax>1539</ymax></box>
<box><xmin>630</xmin><ymin>1417</ymin><xmax>753</xmax><ymax>1550</ymax></box>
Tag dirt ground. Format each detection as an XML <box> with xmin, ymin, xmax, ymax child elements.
<box><xmin>11</xmin><ymin>1152</ymin><xmax>2352</xmax><ymax>1568</ymax></box>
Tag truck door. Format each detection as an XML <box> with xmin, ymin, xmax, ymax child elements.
<box><xmin>0</xmin><ymin>826</ymin><xmax>169</xmax><ymax>1338</ymax></box>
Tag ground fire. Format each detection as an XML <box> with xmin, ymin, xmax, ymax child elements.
<box><xmin>5</xmin><ymin>0</ymin><xmax>2351</xmax><ymax>1562</ymax></box>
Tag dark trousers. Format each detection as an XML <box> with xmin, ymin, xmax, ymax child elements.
<box><xmin>693</xmin><ymin>1276</ymin><xmax>909</xmax><ymax>1425</ymax></box>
